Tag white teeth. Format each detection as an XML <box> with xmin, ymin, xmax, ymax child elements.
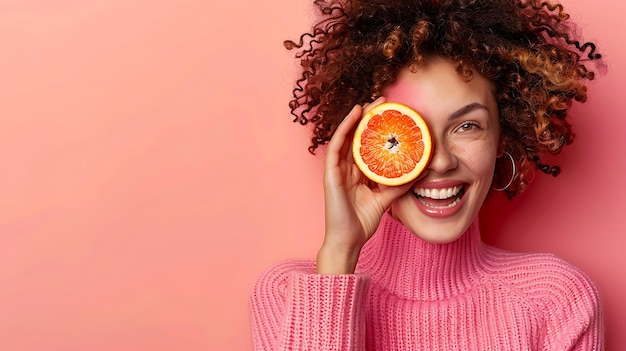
<box><xmin>418</xmin><ymin>196</ymin><xmax>461</xmax><ymax>209</ymax></box>
<box><xmin>414</xmin><ymin>185</ymin><xmax>461</xmax><ymax>199</ymax></box>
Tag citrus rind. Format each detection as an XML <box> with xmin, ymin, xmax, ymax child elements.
<box><xmin>352</xmin><ymin>102</ymin><xmax>433</xmax><ymax>186</ymax></box>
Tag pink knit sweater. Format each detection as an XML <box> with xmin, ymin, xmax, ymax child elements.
<box><xmin>250</xmin><ymin>213</ymin><xmax>604</xmax><ymax>350</ymax></box>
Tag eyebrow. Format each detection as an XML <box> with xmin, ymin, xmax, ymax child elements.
<box><xmin>448</xmin><ymin>102</ymin><xmax>489</xmax><ymax>121</ymax></box>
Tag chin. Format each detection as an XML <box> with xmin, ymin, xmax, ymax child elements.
<box><xmin>404</xmin><ymin>219</ymin><xmax>473</xmax><ymax>243</ymax></box>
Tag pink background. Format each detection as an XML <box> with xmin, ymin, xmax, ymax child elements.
<box><xmin>0</xmin><ymin>0</ymin><xmax>623</xmax><ymax>350</ymax></box>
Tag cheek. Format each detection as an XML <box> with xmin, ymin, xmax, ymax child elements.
<box><xmin>456</xmin><ymin>144</ymin><xmax>498</xmax><ymax>180</ymax></box>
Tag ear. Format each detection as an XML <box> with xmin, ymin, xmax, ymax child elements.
<box><xmin>496</xmin><ymin>134</ymin><xmax>507</xmax><ymax>157</ymax></box>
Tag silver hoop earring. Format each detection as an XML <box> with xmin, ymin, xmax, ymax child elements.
<box><xmin>492</xmin><ymin>151</ymin><xmax>516</xmax><ymax>192</ymax></box>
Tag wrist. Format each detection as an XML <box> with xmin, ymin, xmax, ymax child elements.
<box><xmin>316</xmin><ymin>244</ymin><xmax>362</xmax><ymax>274</ymax></box>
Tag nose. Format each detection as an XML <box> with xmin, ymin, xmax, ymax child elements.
<box><xmin>427</xmin><ymin>138</ymin><xmax>458</xmax><ymax>174</ymax></box>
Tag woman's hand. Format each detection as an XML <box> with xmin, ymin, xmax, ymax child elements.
<box><xmin>317</xmin><ymin>97</ymin><xmax>419</xmax><ymax>274</ymax></box>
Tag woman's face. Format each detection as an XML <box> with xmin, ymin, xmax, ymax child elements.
<box><xmin>382</xmin><ymin>58</ymin><xmax>501</xmax><ymax>243</ymax></box>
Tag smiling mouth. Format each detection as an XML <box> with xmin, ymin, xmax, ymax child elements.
<box><xmin>412</xmin><ymin>184</ymin><xmax>466</xmax><ymax>209</ymax></box>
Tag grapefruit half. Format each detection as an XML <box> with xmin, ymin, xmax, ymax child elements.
<box><xmin>352</xmin><ymin>102</ymin><xmax>432</xmax><ymax>186</ymax></box>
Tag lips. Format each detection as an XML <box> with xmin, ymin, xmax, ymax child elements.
<box><xmin>411</xmin><ymin>184</ymin><xmax>467</xmax><ymax>215</ymax></box>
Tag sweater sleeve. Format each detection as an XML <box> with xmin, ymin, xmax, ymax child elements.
<box><xmin>249</xmin><ymin>260</ymin><xmax>371</xmax><ymax>351</ymax></box>
<box><xmin>536</xmin><ymin>256</ymin><xmax>604</xmax><ymax>351</ymax></box>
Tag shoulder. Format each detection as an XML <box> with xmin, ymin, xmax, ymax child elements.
<box><xmin>485</xmin><ymin>246</ymin><xmax>601</xmax><ymax>311</ymax></box>
<box><xmin>251</xmin><ymin>259</ymin><xmax>317</xmax><ymax>298</ymax></box>
<box><xmin>482</xmin><ymin>247</ymin><xmax>604</xmax><ymax>347</ymax></box>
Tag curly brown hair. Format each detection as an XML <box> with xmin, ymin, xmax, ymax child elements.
<box><xmin>284</xmin><ymin>0</ymin><xmax>603</xmax><ymax>198</ymax></box>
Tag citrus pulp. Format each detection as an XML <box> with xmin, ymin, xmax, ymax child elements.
<box><xmin>352</xmin><ymin>102</ymin><xmax>432</xmax><ymax>186</ymax></box>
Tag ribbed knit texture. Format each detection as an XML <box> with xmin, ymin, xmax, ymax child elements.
<box><xmin>250</xmin><ymin>213</ymin><xmax>604</xmax><ymax>350</ymax></box>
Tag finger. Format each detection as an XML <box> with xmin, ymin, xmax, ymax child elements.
<box><xmin>363</xmin><ymin>96</ymin><xmax>387</xmax><ymax>115</ymax></box>
<box><xmin>376</xmin><ymin>182</ymin><xmax>413</xmax><ymax>207</ymax></box>
<box><xmin>326</xmin><ymin>104</ymin><xmax>363</xmax><ymax>168</ymax></box>
<box><xmin>376</xmin><ymin>170</ymin><xmax>430</xmax><ymax>207</ymax></box>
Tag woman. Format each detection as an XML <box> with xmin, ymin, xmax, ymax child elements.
<box><xmin>250</xmin><ymin>0</ymin><xmax>604</xmax><ymax>349</ymax></box>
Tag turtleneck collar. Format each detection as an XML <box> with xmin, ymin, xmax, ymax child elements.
<box><xmin>356</xmin><ymin>212</ymin><xmax>489</xmax><ymax>301</ymax></box>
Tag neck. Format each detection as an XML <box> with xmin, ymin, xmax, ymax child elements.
<box><xmin>357</xmin><ymin>213</ymin><xmax>488</xmax><ymax>301</ymax></box>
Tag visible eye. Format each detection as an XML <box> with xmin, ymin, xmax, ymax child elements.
<box><xmin>456</xmin><ymin>121</ymin><xmax>479</xmax><ymax>132</ymax></box>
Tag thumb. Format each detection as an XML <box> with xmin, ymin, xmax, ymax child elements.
<box><xmin>376</xmin><ymin>183</ymin><xmax>413</xmax><ymax>209</ymax></box>
<box><xmin>376</xmin><ymin>170</ymin><xmax>429</xmax><ymax>209</ymax></box>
